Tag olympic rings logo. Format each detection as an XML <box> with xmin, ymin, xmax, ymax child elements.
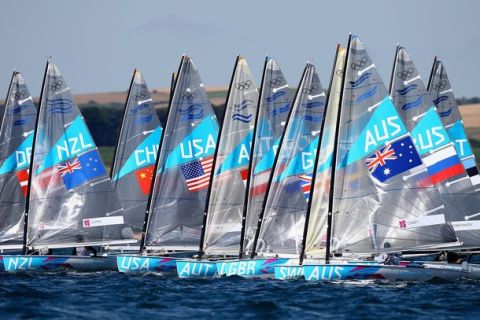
<box><xmin>132</xmin><ymin>91</ymin><xmax>148</xmax><ymax>101</ymax></box>
<box><xmin>433</xmin><ymin>80</ymin><xmax>447</xmax><ymax>91</ymax></box>
<box><xmin>48</xmin><ymin>80</ymin><xmax>63</xmax><ymax>91</ymax></box>
<box><xmin>268</xmin><ymin>76</ymin><xmax>283</xmax><ymax>88</ymax></box>
<box><xmin>351</xmin><ymin>57</ymin><xmax>368</xmax><ymax>71</ymax></box>
<box><xmin>235</xmin><ymin>80</ymin><xmax>252</xmax><ymax>90</ymax></box>
<box><xmin>302</xmin><ymin>84</ymin><xmax>319</xmax><ymax>95</ymax></box>
<box><xmin>182</xmin><ymin>92</ymin><xmax>197</xmax><ymax>101</ymax></box>
<box><xmin>14</xmin><ymin>89</ymin><xmax>27</xmax><ymax>100</ymax></box>
<box><xmin>397</xmin><ymin>68</ymin><xmax>414</xmax><ymax>80</ymax></box>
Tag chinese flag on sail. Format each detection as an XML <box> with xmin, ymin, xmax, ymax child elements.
<box><xmin>135</xmin><ymin>165</ymin><xmax>154</xmax><ymax>195</ymax></box>
<box><xmin>16</xmin><ymin>169</ymin><xmax>29</xmax><ymax>197</ymax></box>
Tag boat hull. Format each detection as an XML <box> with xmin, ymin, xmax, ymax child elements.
<box><xmin>3</xmin><ymin>255</ymin><xmax>117</xmax><ymax>272</ymax></box>
<box><xmin>176</xmin><ymin>260</ymin><xmax>218</xmax><ymax>278</ymax></box>
<box><xmin>116</xmin><ymin>255</ymin><xmax>177</xmax><ymax>275</ymax></box>
<box><xmin>419</xmin><ymin>261</ymin><xmax>480</xmax><ymax>280</ymax></box>
<box><xmin>217</xmin><ymin>258</ymin><xmax>290</xmax><ymax>278</ymax></box>
<box><xmin>274</xmin><ymin>265</ymin><xmax>305</xmax><ymax>280</ymax></box>
<box><xmin>303</xmin><ymin>264</ymin><xmax>464</xmax><ymax>281</ymax></box>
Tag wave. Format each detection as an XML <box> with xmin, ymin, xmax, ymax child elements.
<box><xmin>305</xmin><ymin>101</ymin><xmax>324</xmax><ymax>109</ymax></box>
<box><xmin>433</xmin><ymin>95</ymin><xmax>449</xmax><ymax>105</ymax></box>
<box><xmin>135</xmin><ymin>114</ymin><xmax>153</xmax><ymax>124</ymax></box>
<box><xmin>271</xmin><ymin>103</ymin><xmax>290</xmax><ymax>116</ymax></box>
<box><xmin>439</xmin><ymin>109</ymin><xmax>452</xmax><ymax>118</ymax></box>
<box><xmin>349</xmin><ymin>72</ymin><xmax>371</xmax><ymax>88</ymax></box>
<box><xmin>303</xmin><ymin>115</ymin><xmax>322</xmax><ymax>122</ymax></box>
<box><xmin>396</xmin><ymin>84</ymin><xmax>418</xmax><ymax>96</ymax></box>
<box><xmin>401</xmin><ymin>96</ymin><xmax>423</xmax><ymax>111</ymax></box>
<box><xmin>266</xmin><ymin>91</ymin><xmax>286</xmax><ymax>103</ymax></box>
<box><xmin>234</xmin><ymin>100</ymin><xmax>254</xmax><ymax>112</ymax></box>
<box><xmin>130</xmin><ymin>103</ymin><xmax>151</xmax><ymax>114</ymax></box>
<box><xmin>232</xmin><ymin>113</ymin><xmax>253</xmax><ymax>123</ymax></box>
<box><xmin>355</xmin><ymin>85</ymin><xmax>377</xmax><ymax>103</ymax></box>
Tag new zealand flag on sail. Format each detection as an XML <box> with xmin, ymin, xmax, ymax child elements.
<box><xmin>57</xmin><ymin>149</ymin><xmax>106</xmax><ymax>190</ymax></box>
<box><xmin>366</xmin><ymin>136</ymin><xmax>422</xmax><ymax>183</ymax></box>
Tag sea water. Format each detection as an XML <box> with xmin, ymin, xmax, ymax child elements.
<box><xmin>0</xmin><ymin>272</ymin><xmax>478</xmax><ymax>319</ymax></box>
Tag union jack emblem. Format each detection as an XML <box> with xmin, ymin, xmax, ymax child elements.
<box><xmin>57</xmin><ymin>158</ymin><xmax>82</xmax><ymax>177</ymax></box>
<box><xmin>365</xmin><ymin>144</ymin><xmax>397</xmax><ymax>173</ymax></box>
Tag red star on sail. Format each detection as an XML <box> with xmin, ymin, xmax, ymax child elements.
<box><xmin>135</xmin><ymin>165</ymin><xmax>154</xmax><ymax>195</ymax></box>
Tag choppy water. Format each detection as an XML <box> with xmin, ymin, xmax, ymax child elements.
<box><xmin>0</xmin><ymin>272</ymin><xmax>479</xmax><ymax>319</ymax></box>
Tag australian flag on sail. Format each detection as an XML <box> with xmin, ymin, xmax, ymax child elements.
<box><xmin>180</xmin><ymin>156</ymin><xmax>213</xmax><ymax>192</ymax></box>
<box><xmin>298</xmin><ymin>173</ymin><xmax>312</xmax><ymax>202</ymax></box>
<box><xmin>56</xmin><ymin>149</ymin><xmax>106</xmax><ymax>190</ymax></box>
<box><xmin>366</xmin><ymin>136</ymin><xmax>422</xmax><ymax>183</ymax></box>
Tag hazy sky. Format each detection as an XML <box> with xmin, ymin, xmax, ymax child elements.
<box><xmin>1</xmin><ymin>0</ymin><xmax>479</xmax><ymax>97</ymax></box>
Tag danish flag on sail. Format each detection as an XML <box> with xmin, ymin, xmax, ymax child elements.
<box><xmin>16</xmin><ymin>169</ymin><xmax>29</xmax><ymax>197</ymax></box>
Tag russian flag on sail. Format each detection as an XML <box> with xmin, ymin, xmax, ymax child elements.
<box><xmin>423</xmin><ymin>146</ymin><xmax>464</xmax><ymax>185</ymax></box>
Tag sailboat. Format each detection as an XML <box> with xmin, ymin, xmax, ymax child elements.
<box><xmin>3</xmin><ymin>60</ymin><xmax>135</xmax><ymax>272</ymax></box>
<box><xmin>428</xmin><ymin>58</ymin><xmax>480</xmax><ymax>187</ymax></box>
<box><xmin>117</xmin><ymin>55</ymin><xmax>220</xmax><ymax>274</ymax></box>
<box><xmin>389</xmin><ymin>46</ymin><xmax>480</xmax><ymax>250</ymax></box>
<box><xmin>0</xmin><ymin>72</ymin><xmax>37</xmax><ymax>271</ymax></box>
<box><xmin>275</xmin><ymin>45</ymin><xmax>346</xmax><ymax>280</ymax></box>
<box><xmin>110</xmin><ymin>69</ymin><xmax>163</xmax><ymax>250</ymax></box>
<box><xmin>176</xmin><ymin>56</ymin><xmax>259</xmax><ymax>278</ymax></box>
<box><xmin>302</xmin><ymin>35</ymin><xmax>464</xmax><ymax>281</ymax></box>
<box><xmin>215</xmin><ymin>57</ymin><xmax>293</xmax><ymax>277</ymax></box>
<box><xmin>218</xmin><ymin>61</ymin><xmax>327</xmax><ymax>278</ymax></box>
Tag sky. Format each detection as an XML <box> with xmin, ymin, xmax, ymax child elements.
<box><xmin>1</xmin><ymin>0</ymin><xmax>479</xmax><ymax>97</ymax></box>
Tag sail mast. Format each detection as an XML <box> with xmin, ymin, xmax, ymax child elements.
<box><xmin>22</xmin><ymin>60</ymin><xmax>49</xmax><ymax>255</ymax></box>
<box><xmin>140</xmin><ymin>62</ymin><xmax>182</xmax><ymax>252</ymax></box>
<box><xmin>426</xmin><ymin>56</ymin><xmax>438</xmax><ymax>91</ymax></box>
<box><xmin>0</xmin><ymin>71</ymin><xmax>17</xmax><ymax>138</ymax></box>
<box><xmin>249</xmin><ymin>64</ymin><xmax>309</xmax><ymax>259</ymax></box>
<box><xmin>198</xmin><ymin>55</ymin><xmax>240</xmax><ymax>259</ymax></box>
<box><xmin>299</xmin><ymin>44</ymin><xmax>340</xmax><ymax>265</ymax></box>
<box><xmin>388</xmin><ymin>45</ymin><xmax>400</xmax><ymax>94</ymax></box>
<box><xmin>109</xmin><ymin>69</ymin><xmax>137</xmax><ymax>179</ymax></box>
<box><xmin>238</xmin><ymin>57</ymin><xmax>268</xmax><ymax>259</ymax></box>
<box><xmin>325</xmin><ymin>35</ymin><xmax>351</xmax><ymax>264</ymax></box>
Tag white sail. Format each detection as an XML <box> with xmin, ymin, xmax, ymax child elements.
<box><xmin>202</xmin><ymin>57</ymin><xmax>259</xmax><ymax>256</ymax></box>
<box><xmin>330</xmin><ymin>36</ymin><xmax>457</xmax><ymax>256</ymax></box>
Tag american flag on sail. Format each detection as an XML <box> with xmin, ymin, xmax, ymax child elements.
<box><xmin>180</xmin><ymin>156</ymin><xmax>213</xmax><ymax>192</ymax></box>
<box><xmin>299</xmin><ymin>173</ymin><xmax>312</xmax><ymax>202</ymax></box>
